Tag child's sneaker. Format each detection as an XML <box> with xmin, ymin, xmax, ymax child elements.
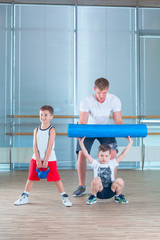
<box><xmin>73</xmin><ymin>186</ymin><xmax>86</xmax><ymax>197</ymax></box>
<box><xmin>86</xmin><ymin>194</ymin><xmax>97</xmax><ymax>205</ymax></box>
<box><xmin>61</xmin><ymin>194</ymin><xmax>72</xmax><ymax>207</ymax></box>
<box><xmin>14</xmin><ymin>193</ymin><xmax>29</xmax><ymax>206</ymax></box>
<box><xmin>115</xmin><ymin>194</ymin><xmax>128</xmax><ymax>204</ymax></box>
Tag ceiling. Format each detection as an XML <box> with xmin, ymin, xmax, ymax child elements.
<box><xmin>1</xmin><ymin>0</ymin><xmax>160</xmax><ymax>7</ymax></box>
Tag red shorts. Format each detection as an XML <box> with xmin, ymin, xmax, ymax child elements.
<box><xmin>28</xmin><ymin>158</ymin><xmax>61</xmax><ymax>182</ymax></box>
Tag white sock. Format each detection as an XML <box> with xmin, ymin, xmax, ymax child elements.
<box><xmin>23</xmin><ymin>191</ymin><xmax>29</xmax><ymax>196</ymax></box>
<box><xmin>60</xmin><ymin>192</ymin><xmax>66</xmax><ymax>197</ymax></box>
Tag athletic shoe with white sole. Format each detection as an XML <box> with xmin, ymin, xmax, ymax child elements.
<box><xmin>61</xmin><ymin>194</ymin><xmax>72</xmax><ymax>207</ymax></box>
<box><xmin>73</xmin><ymin>186</ymin><xmax>86</xmax><ymax>197</ymax></box>
<box><xmin>114</xmin><ymin>194</ymin><xmax>128</xmax><ymax>204</ymax></box>
<box><xmin>86</xmin><ymin>194</ymin><xmax>97</xmax><ymax>205</ymax></box>
<box><xmin>14</xmin><ymin>193</ymin><xmax>29</xmax><ymax>206</ymax></box>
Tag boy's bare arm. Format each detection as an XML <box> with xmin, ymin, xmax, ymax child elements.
<box><xmin>78</xmin><ymin>137</ymin><xmax>93</xmax><ymax>164</ymax></box>
<box><xmin>33</xmin><ymin>128</ymin><xmax>42</xmax><ymax>168</ymax></box>
<box><xmin>116</xmin><ymin>136</ymin><xmax>133</xmax><ymax>163</ymax></box>
<box><xmin>43</xmin><ymin>127</ymin><xmax>56</xmax><ymax>168</ymax></box>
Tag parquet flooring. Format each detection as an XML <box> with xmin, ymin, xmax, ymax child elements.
<box><xmin>0</xmin><ymin>169</ymin><xmax>160</xmax><ymax>240</ymax></box>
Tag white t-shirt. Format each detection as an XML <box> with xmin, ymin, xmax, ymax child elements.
<box><xmin>91</xmin><ymin>159</ymin><xmax>119</xmax><ymax>187</ymax></box>
<box><xmin>80</xmin><ymin>93</ymin><xmax>121</xmax><ymax>124</ymax></box>
<box><xmin>32</xmin><ymin>125</ymin><xmax>57</xmax><ymax>162</ymax></box>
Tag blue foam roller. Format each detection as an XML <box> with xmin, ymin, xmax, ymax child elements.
<box><xmin>68</xmin><ymin>124</ymin><xmax>147</xmax><ymax>138</ymax></box>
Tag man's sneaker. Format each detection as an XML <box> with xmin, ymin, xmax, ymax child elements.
<box><xmin>86</xmin><ymin>195</ymin><xmax>97</xmax><ymax>205</ymax></box>
<box><xmin>61</xmin><ymin>194</ymin><xmax>72</xmax><ymax>207</ymax></box>
<box><xmin>14</xmin><ymin>193</ymin><xmax>29</xmax><ymax>206</ymax></box>
<box><xmin>73</xmin><ymin>186</ymin><xmax>86</xmax><ymax>197</ymax></box>
<box><xmin>115</xmin><ymin>194</ymin><xmax>128</xmax><ymax>204</ymax></box>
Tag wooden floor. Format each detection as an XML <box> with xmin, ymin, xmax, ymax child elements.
<box><xmin>0</xmin><ymin>169</ymin><xmax>160</xmax><ymax>240</ymax></box>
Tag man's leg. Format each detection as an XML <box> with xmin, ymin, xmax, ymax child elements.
<box><xmin>73</xmin><ymin>151</ymin><xmax>87</xmax><ymax>197</ymax></box>
<box><xmin>73</xmin><ymin>138</ymin><xmax>94</xmax><ymax>197</ymax></box>
<box><xmin>77</xmin><ymin>150</ymin><xmax>87</xmax><ymax>186</ymax></box>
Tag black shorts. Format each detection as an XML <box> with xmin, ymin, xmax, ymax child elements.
<box><xmin>76</xmin><ymin>137</ymin><xmax>118</xmax><ymax>154</ymax></box>
<box><xmin>97</xmin><ymin>183</ymin><xmax>115</xmax><ymax>199</ymax></box>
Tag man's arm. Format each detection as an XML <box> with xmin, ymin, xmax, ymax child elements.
<box><xmin>78</xmin><ymin>137</ymin><xmax>93</xmax><ymax>164</ymax></box>
<box><xmin>113</xmin><ymin>111</ymin><xmax>123</xmax><ymax>124</ymax></box>
<box><xmin>79</xmin><ymin>111</ymin><xmax>89</xmax><ymax>124</ymax></box>
<box><xmin>116</xmin><ymin>136</ymin><xmax>133</xmax><ymax>163</ymax></box>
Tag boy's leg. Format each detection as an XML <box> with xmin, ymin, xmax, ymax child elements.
<box><xmin>91</xmin><ymin>177</ymin><xmax>103</xmax><ymax>196</ymax></box>
<box><xmin>111</xmin><ymin>178</ymin><xmax>124</xmax><ymax>195</ymax></box>
<box><xmin>14</xmin><ymin>159</ymin><xmax>38</xmax><ymax>206</ymax></box>
<box><xmin>111</xmin><ymin>178</ymin><xmax>128</xmax><ymax>204</ymax></box>
<box><xmin>14</xmin><ymin>180</ymin><xmax>34</xmax><ymax>206</ymax></box>
<box><xmin>55</xmin><ymin>180</ymin><xmax>65</xmax><ymax>193</ymax></box>
<box><xmin>86</xmin><ymin>177</ymin><xmax>103</xmax><ymax>205</ymax></box>
<box><xmin>55</xmin><ymin>180</ymin><xmax>72</xmax><ymax>207</ymax></box>
<box><xmin>24</xmin><ymin>179</ymin><xmax>34</xmax><ymax>192</ymax></box>
<box><xmin>48</xmin><ymin>162</ymin><xmax>72</xmax><ymax>207</ymax></box>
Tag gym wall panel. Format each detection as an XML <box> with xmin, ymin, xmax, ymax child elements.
<box><xmin>145</xmin><ymin>146</ymin><xmax>160</xmax><ymax>162</ymax></box>
<box><xmin>0</xmin><ymin>148</ymin><xmax>10</xmax><ymax>164</ymax></box>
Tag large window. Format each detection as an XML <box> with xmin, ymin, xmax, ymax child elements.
<box><xmin>0</xmin><ymin>4</ymin><xmax>160</xmax><ymax>169</ymax></box>
<box><xmin>77</xmin><ymin>7</ymin><xmax>136</xmax><ymax>117</ymax></box>
<box><xmin>14</xmin><ymin>5</ymin><xmax>74</xmax><ymax>116</ymax></box>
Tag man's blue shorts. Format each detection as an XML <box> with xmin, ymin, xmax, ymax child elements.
<box><xmin>76</xmin><ymin>137</ymin><xmax>118</xmax><ymax>154</ymax></box>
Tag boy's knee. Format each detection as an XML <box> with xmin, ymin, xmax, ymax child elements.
<box><xmin>116</xmin><ymin>178</ymin><xmax>124</xmax><ymax>187</ymax></box>
<box><xmin>92</xmin><ymin>177</ymin><xmax>101</xmax><ymax>185</ymax></box>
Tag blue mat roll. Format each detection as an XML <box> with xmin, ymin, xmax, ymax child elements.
<box><xmin>68</xmin><ymin>124</ymin><xmax>147</xmax><ymax>138</ymax></box>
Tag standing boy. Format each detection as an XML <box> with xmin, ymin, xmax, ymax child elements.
<box><xmin>14</xmin><ymin>105</ymin><xmax>72</xmax><ymax>207</ymax></box>
<box><xmin>78</xmin><ymin>136</ymin><xmax>133</xmax><ymax>205</ymax></box>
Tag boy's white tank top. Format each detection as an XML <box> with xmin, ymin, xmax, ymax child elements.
<box><xmin>32</xmin><ymin>125</ymin><xmax>57</xmax><ymax>162</ymax></box>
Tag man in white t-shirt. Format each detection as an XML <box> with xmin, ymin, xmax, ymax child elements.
<box><xmin>73</xmin><ymin>78</ymin><xmax>123</xmax><ymax>197</ymax></box>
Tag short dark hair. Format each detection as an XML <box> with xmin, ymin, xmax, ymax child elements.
<box><xmin>98</xmin><ymin>143</ymin><xmax>111</xmax><ymax>154</ymax></box>
<box><xmin>94</xmin><ymin>78</ymin><xmax>109</xmax><ymax>90</ymax></box>
<box><xmin>40</xmin><ymin>105</ymin><xmax>54</xmax><ymax>115</ymax></box>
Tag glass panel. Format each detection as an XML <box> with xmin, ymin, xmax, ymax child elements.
<box><xmin>139</xmin><ymin>8</ymin><xmax>160</xmax><ymax>168</ymax></box>
<box><xmin>77</xmin><ymin>7</ymin><xmax>136</xmax><ymax>117</ymax></box>
<box><xmin>14</xmin><ymin>5</ymin><xmax>74</xmax><ymax>116</ymax></box>
<box><xmin>140</xmin><ymin>37</ymin><xmax>160</xmax><ymax>115</ymax></box>
<box><xmin>139</xmin><ymin>8</ymin><xmax>160</xmax><ymax>31</ymax></box>
<box><xmin>0</xmin><ymin>4</ymin><xmax>11</xmax><ymax>148</ymax></box>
